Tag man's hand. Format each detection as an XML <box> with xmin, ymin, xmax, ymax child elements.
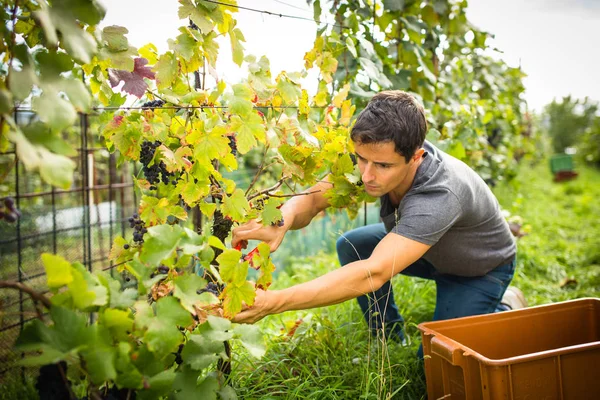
<box><xmin>232</xmin><ymin>289</ymin><xmax>274</xmax><ymax>324</ymax></box>
<box><xmin>232</xmin><ymin>219</ymin><xmax>289</xmax><ymax>252</ymax></box>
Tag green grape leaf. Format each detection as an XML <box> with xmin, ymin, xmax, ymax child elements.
<box><xmin>233</xmin><ymin>323</ymin><xmax>266</xmax><ymax>358</ymax></box>
<box><xmin>32</xmin><ymin>89</ymin><xmax>77</xmax><ymax>131</ymax></box>
<box><xmin>229</xmin><ymin>112</ymin><xmax>266</xmax><ymax>154</ymax></box>
<box><xmin>199</xmin><ymin>202</ymin><xmax>217</xmax><ymax>218</ymax></box>
<box><xmin>157</xmin><ymin>296</ymin><xmax>193</xmax><ymax>327</ymax></box>
<box><xmin>189</xmin><ymin>125</ymin><xmax>230</xmax><ymax>161</ymax></box>
<box><xmin>181</xmin><ymin>334</ymin><xmax>221</xmax><ymax>371</ymax></box>
<box><xmin>0</xmin><ymin>89</ymin><xmax>12</xmax><ymax>114</ymax></box>
<box><xmin>97</xmin><ymin>272</ymin><xmax>137</xmax><ymax>309</ymax></box>
<box><xmin>8</xmin><ymin>65</ymin><xmax>36</xmax><ymax>101</ymax></box>
<box><xmin>101</xmin><ymin>308</ymin><xmax>134</xmax><ymax>342</ymax></box>
<box><xmin>62</xmin><ymin>77</ymin><xmax>92</xmax><ymax>112</ymax></box>
<box><xmin>140</xmin><ymin>224</ymin><xmax>184</xmax><ymax>266</ymax></box>
<box><xmin>178</xmin><ymin>179</ymin><xmax>210</xmax><ymax>207</ymax></box>
<box><xmin>169</xmin><ymin>29</ymin><xmax>197</xmax><ymax>61</ymax></box>
<box><xmin>207</xmin><ymin>315</ymin><xmax>232</xmax><ymax>332</ymax></box>
<box><xmin>42</xmin><ymin>253</ymin><xmax>73</xmax><ymax>289</ymax></box>
<box><xmin>229</xmin><ymin>26</ymin><xmax>245</xmax><ymax>66</ymax></box>
<box><xmin>102</xmin><ymin>25</ymin><xmax>129</xmax><ymax>52</ymax></box>
<box><xmin>38</xmin><ymin>147</ymin><xmax>77</xmax><ymax>189</ymax></box>
<box><xmin>221</xmin><ymin>281</ymin><xmax>256</xmax><ymax>319</ymax></box>
<box><xmin>260</xmin><ymin>198</ymin><xmax>283</xmax><ymax>226</ymax></box>
<box><xmin>81</xmin><ymin>344</ymin><xmax>117</xmax><ymax>384</ymax></box>
<box><xmin>35</xmin><ymin>49</ymin><xmax>73</xmax><ymax>79</ymax></box>
<box><xmin>173</xmin><ymin>274</ymin><xmax>218</xmax><ymax>313</ymax></box>
<box><xmin>224</xmin><ymin>84</ymin><xmax>254</xmax><ymax>117</ymax></box>
<box><xmin>179</xmin><ymin>0</ymin><xmax>215</xmax><ymax>34</ymax></box>
<box><xmin>140</xmin><ymin>368</ymin><xmax>176</xmax><ymax>399</ymax></box>
<box><xmin>114</xmin><ymin>342</ymin><xmax>144</xmax><ymax>389</ymax></box>
<box><xmin>217</xmin><ymin>249</ymin><xmax>248</xmax><ymax>286</ymax></box>
<box><xmin>221</xmin><ymin>188</ymin><xmax>250</xmax><ymax>222</ymax></box>
<box><xmin>133</xmin><ymin>300</ymin><xmax>154</xmax><ymax>330</ymax></box>
<box><xmin>332</xmin><ymin>153</ymin><xmax>354</xmax><ymax>175</ymax></box>
<box><xmin>154</xmin><ymin>52</ymin><xmax>178</xmax><ymax>90</ymax></box>
<box><xmin>70</xmin><ymin>263</ymin><xmax>108</xmax><ymax>309</ymax></box>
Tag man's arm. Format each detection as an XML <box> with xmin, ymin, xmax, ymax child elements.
<box><xmin>232</xmin><ymin>233</ymin><xmax>431</xmax><ymax>323</ymax></box>
<box><xmin>232</xmin><ymin>178</ymin><xmax>333</xmax><ymax>251</ymax></box>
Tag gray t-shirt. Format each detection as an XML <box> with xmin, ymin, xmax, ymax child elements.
<box><xmin>380</xmin><ymin>140</ymin><xmax>516</xmax><ymax>276</ymax></box>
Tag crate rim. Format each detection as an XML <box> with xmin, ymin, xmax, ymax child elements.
<box><xmin>418</xmin><ymin>297</ymin><xmax>600</xmax><ymax>366</ymax></box>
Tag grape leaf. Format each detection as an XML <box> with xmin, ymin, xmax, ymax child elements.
<box><xmin>102</xmin><ymin>25</ymin><xmax>129</xmax><ymax>52</ymax></box>
<box><xmin>109</xmin><ymin>235</ymin><xmax>133</xmax><ymax>264</ymax></box>
<box><xmin>97</xmin><ymin>272</ymin><xmax>137</xmax><ymax>309</ymax></box>
<box><xmin>228</xmin><ymin>113</ymin><xmax>266</xmax><ymax>154</ymax></box>
<box><xmin>33</xmin><ymin>89</ymin><xmax>77</xmax><ymax>131</ymax></box>
<box><xmin>221</xmin><ymin>281</ymin><xmax>255</xmax><ymax>319</ymax></box>
<box><xmin>179</xmin><ymin>0</ymin><xmax>215</xmax><ymax>34</ymax></box>
<box><xmin>221</xmin><ymin>189</ymin><xmax>250</xmax><ymax>222</ymax></box>
<box><xmin>233</xmin><ymin>324</ymin><xmax>266</xmax><ymax>358</ymax></box>
<box><xmin>260</xmin><ymin>198</ymin><xmax>283</xmax><ymax>226</ymax></box>
<box><xmin>154</xmin><ymin>52</ymin><xmax>178</xmax><ymax>90</ymax></box>
<box><xmin>277</xmin><ymin>75</ymin><xmax>301</xmax><ymax>104</ymax></box>
<box><xmin>114</xmin><ymin>342</ymin><xmax>144</xmax><ymax>389</ymax></box>
<box><xmin>199</xmin><ymin>202</ymin><xmax>217</xmax><ymax>218</ymax></box>
<box><xmin>253</xmin><ymin>242</ymin><xmax>276</xmax><ymax>290</ymax></box>
<box><xmin>41</xmin><ymin>253</ymin><xmax>73</xmax><ymax>289</ymax></box>
<box><xmin>101</xmin><ymin>308</ymin><xmax>134</xmax><ymax>342</ymax></box>
<box><xmin>229</xmin><ymin>25</ymin><xmax>245</xmax><ymax>66</ymax></box>
<box><xmin>108</xmin><ymin>57</ymin><xmax>156</xmax><ymax>98</ymax></box>
<box><xmin>181</xmin><ymin>335</ymin><xmax>220</xmax><ymax>371</ymax></box>
<box><xmin>140</xmin><ymin>224</ymin><xmax>184</xmax><ymax>266</ymax></box>
<box><xmin>224</xmin><ymin>84</ymin><xmax>253</xmax><ymax>117</ymax></box>
<box><xmin>177</xmin><ymin>179</ymin><xmax>210</xmax><ymax>207</ymax></box>
<box><xmin>217</xmin><ymin>249</ymin><xmax>247</xmax><ymax>286</ymax></box>
<box><xmin>173</xmin><ymin>274</ymin><xmax>218</xmax><ymax>313</ymax></box>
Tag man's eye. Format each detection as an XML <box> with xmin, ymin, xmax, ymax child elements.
<box><xmin>378</xmin><ymin>164</ymin><xmax>390</xmax><ymax>169</ymax></box>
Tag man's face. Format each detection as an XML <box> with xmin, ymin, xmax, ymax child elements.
<box><xmin>354</xmin><ymin>141</ymin><xmax>419</xmax><ymax>198</ymax></box>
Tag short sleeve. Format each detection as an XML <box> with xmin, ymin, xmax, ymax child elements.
<box><xmin>391</xmin><ymin>190</ymin><xmax>462</xmax><ymax>245</ymax></box>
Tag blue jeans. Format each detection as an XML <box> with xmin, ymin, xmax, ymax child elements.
<box><xmin>336</xmin><ymin>223</ymin><xmax>516</xmax><ymax>356</ymax></box>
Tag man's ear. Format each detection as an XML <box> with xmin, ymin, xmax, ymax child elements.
<box><xmin>412</xmin><ymin>148</ymin><xmax>425</xmax><ymax>162</ymax></box>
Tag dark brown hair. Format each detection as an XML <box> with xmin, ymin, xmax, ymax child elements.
<box><xmin>350</xmin><ymin>90</ymin><xmax>428</xmax><ymax>162</ymax></box>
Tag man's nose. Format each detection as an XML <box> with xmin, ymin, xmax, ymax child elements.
<box><xmin>362</xmin><ymin>163</ymin><xmax>375</xmax><ymax>182</ymax></box>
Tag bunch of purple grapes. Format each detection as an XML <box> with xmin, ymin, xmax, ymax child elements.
<box><xmin>0</xmin><ymin>197</ymin><xmax>21</xmax><ymax>223</ymax></box>
<box><xmin>128</xmin><ymin>213</ymin><xmax>146</xmax><ymax>244</ymax></box>
<box><xmin>139</xmin><ymin>140</ymin><xmax>172</xmax><ymax>187</ymax></box>
<box><xmin>141</xmin><ymin>99</ymin><xmax>165</xmax><ymax>110</ymax></box>
<box><xmin>197</xmin><ymin>282</ymin><xmax>220</xmax><ymax>296</ymax></box>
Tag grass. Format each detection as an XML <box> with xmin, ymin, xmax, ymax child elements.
<box><xmin>230</xmin><ymin>159</ymin><xmax>600</xmax><ymax>399</ymax></box>
<box><xmin>2</xmin><ymin>160</ymin><xmax>598</xmax><ymax>398</ymax></box>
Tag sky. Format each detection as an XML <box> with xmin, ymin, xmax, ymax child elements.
<box><xmin>97</xmin><ymin>0</ymin><xmax>600</xmax><ymax>113</ymax></box>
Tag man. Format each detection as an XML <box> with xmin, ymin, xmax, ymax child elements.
<box><xmin>231</xmin><ymin>90</ymin><xmax>522</xmax><ymax>353</ymax></box>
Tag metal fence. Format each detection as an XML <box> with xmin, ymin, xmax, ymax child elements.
<box><xmin>0</xmin><ymin>110</ymin><xmax>378</xmax><ymax>382</ymax></box>
<box><xmin>0</xmin><ymin>110</ymin><xmax>138</xmax><ymax>380</ymax></box>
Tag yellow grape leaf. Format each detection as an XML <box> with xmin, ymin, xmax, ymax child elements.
<box><xmin>139</xmin><ymin>43</ymin><xmax>158</xmax><ymax>65</ymax></box>
<box><xmin>221</xmin><ymin>281</ymin><xmax>256</xmax><ymax>319</ymax></box>
<box><xmin>299</xmin><ymin>89</ymin><xmax>310</xmax><ymax>115</ymax></box>
<box><xmin>199</xmin><ymin>202</ymin><xmax>217</xmax><ymax>218</ymax></box>
<box><xmin>160</xmin><ymin>145</ymin><xmax>192</xmax><ymax>173</ymax></box>
<box><xmin>41</xmin><ymin>253</ymin><xmax>73</xmax><ymax>289</ymax></box>
<box><xmin>332</xmin><ymin>83</ymin><xmax>350</xmax><ymax>108</ymax></box>
<box><xmin>109</xmin><ymin>236</ymin><xmax>133</xmax><ymax>263</ymax></box>
<box><xmin>339</xmin><ymin>99</ymin><xmax>356</xmax><ymax>127</ymax></box>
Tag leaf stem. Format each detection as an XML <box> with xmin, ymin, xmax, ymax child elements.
<box><xmin>245</xmin><ymin>145</ymin><xmax>271</xmax><ymax>196</ymax></box>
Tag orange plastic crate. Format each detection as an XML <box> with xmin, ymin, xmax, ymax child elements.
<box><xmin>418</xmin><ymin>298</ymin><xmax>600</xmax><ymax>400</ymax></box>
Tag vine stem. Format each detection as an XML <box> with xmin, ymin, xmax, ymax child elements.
<box><xmin>245</xmin><ymin>144</ymin><xmax>271</xmax><ymax>196</ymax></box>
<box><xmin>0</xmin><ymin>280</ymin><xmax>52</xmax><ymax>309</ymax></box>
